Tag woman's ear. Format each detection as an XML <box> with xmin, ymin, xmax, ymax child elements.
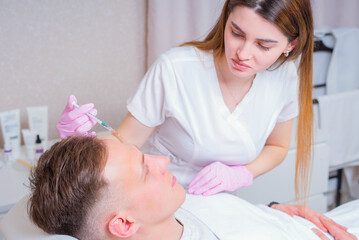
<box><xmin>287</xmin><ymin>37</ymin><xmax>299</xmax><ymax>52</ymax></box>
<box><xmin>108</xmin><ymin>215</ymin><xmax>139</xmax><ymax>238</ymax></box>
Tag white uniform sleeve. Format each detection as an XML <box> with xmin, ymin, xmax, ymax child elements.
<box><xmin>276</xmin><ymin>62</ymin><xmax>299</xmax><ymax>122</ymax></box>
<box><xmin>127</xmin><ymin>54</ymin><xmax>177</xmax><ymax>127</ymax></box>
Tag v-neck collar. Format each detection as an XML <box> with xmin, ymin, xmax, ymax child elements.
<box><xmin>211</xmin><ymin>58</ymin><xmax>258</xmax><ymax>117</ymax></box>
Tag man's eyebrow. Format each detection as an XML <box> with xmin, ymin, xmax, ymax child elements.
<box><xmin>231</xmin><ymin>21</ymin><xmax>278</xmax><ymax>43</ymax></box>
<box><xmin>130</xmin><ymin>144</ymin><xmax>147</xmax><ymax>179</ymax></box>
<box><xmin>141</xmin><ymin>153</ymin><xmax>148</xmax><ymax>180</ymax></box>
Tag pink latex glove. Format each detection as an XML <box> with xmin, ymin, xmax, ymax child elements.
<box><xmin>188</xmin><ymin>162</ymin><xmax>253</xmax><ymax>196</ymax></box>
<box><xmin>56</xmin><ymin>95</ymin><xmax>98</xmax><ymax>139</ymax></box>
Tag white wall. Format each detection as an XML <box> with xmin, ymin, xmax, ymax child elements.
<box><xmin>0</xmin><ymin>0</ymin><xmax>146</xmax><ymax>147</ymax></box>
<box><xmin>1</xmin><ymin>0</ymin><xmax>358</xmax><ymax>148</ymax></box>
<box><xmin>147</xmin><ymin>0</ymin><xmax>225</xmax><ymax>67</ymax></box>
<box><xmin>311</xmin><ymin>0</ymin><xmax>359</xmax><ymax>28</ymax></box>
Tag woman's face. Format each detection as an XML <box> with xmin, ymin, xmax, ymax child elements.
<box><xmin>223</xmin><ymin>6</ymin><xmax>295</xmax><ymax>81</ymax></box>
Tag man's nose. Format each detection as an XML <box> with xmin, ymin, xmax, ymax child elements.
<box><xmin>158</xmin><ymin>155</ymin><xmax>169</xmax><ymax>173</ymax></box>
<box><xmin>146</xmin><ymin>154</ymin><xmax>169</xmax><ymax>174</ymax></box>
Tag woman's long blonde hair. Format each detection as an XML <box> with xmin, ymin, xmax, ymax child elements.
<box><xmin>182</xmin><ymin>0</ymin><xmax>314</xmax><ymax>200</ymax></box>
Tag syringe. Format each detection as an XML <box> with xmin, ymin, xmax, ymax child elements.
<box><xmin>72</xmin><ymin>102</ymin><xmax>124</xmax><ymax>143</ymax></box>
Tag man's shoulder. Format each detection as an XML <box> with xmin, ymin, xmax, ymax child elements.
<box><xmin>175</xmin><ymin>208</ymin><xmax>219</xmax><ymax>240</ymax></box>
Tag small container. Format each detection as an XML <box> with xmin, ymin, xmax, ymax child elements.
<box><xmin>34</xmin><ymin>134</ymin><xmax>44</xmax><ymax>162</ymax></box>
<box><xmin>22</xmin><ymin>129</ymin><xmax>36</xmax><ymax>161</ymax></box>
<box><xmin>3</xmin><ymin>142</ymin><xmax>14</xmax><ymax>165</ymax></box>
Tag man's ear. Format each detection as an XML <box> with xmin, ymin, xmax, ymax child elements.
<box><xmin>108</xmin><ymin>215</ymin><xmax>139</xmax><ymax>238</ymax></box>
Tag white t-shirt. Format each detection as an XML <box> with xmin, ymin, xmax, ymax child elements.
<box><xmin>127</xmin><ymin>46</ymin><xmax>299</xmax><ymax>187</ymax></box>
<box><xmin>175</xmin><ymin>208</ymin><xmax>219</xmax><ymax>240</ymax></box>
<box><xmin>180</xmin><ymin>193</ymin><xmax>359</xmax><ymax>240</ymax></box>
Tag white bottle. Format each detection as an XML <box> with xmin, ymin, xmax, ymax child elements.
<box><xmin>3</xmin><ymin>142</ymin><xmax>13</xmax><ymax>165</ymax></box>
<box><xmin>35</xmin><ymin>134</ymin><xmax>44</xmax><ymax>162</ymax></box>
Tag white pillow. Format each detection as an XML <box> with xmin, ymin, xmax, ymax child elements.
<box><xmin>0</xmin><ymin>195</ymin><xmax>76</xmax><ymax>240</ymax></box>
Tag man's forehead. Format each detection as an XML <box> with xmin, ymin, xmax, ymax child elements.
<box><xmin>103</xmin><ymin>138</ymin><xmax>138</xmax><ymax>156</ymax></box>
<box><xmin>102</xmin><ymin>139</ymin><xmax>142</xmax><ymax>180</ymax></box>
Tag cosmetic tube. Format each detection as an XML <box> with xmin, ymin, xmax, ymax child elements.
<box><xmin>0</xmin><ymin>109</ymin><xmax>21</xmax><ymax>159</ymax></box>
<box><xmin>26</xmin><ymin>106</ymin><xmax>48</xmax><ymax>144</ymax></box>
<box><xmin>3</xmin><ymin>142</ymin><xmax>14</xmax><ymax>165</ymax></box>
<box><xmin>22</xmin><ymin>129</ymin><xmax>37</xmax><ymax>163</ymax></box>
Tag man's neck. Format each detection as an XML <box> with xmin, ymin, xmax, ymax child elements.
<box><xmin>131</xmin><ymin>215</ymin><xmax>183</xmax><ymax>240</ymax></box>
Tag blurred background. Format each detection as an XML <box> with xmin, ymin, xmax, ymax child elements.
<box><xmin>0</xmin><ymin>0</ymin><xmax>358</xmax><ymax>213</ymax></box>
<box><xmin>1</xmin><ymin>0</ymin><xmax>358</xmax><ymax>145</ymax></box>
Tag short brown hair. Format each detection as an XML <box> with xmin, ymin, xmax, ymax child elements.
<box><xmin>28</xmin><ymin>136</ymin><xmax>108</xmax><ymax>239</ymax></box>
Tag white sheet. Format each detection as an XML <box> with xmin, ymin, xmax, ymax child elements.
<box><xmin>182</xmin><ymin>193</ymin><xmax>359</xmax><ymax>240</ymax></box>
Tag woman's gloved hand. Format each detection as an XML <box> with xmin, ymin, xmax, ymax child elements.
<box><xmin>188</xmin><ymin>162</ymin><xmax>253</xmax><ymax>196</ymax></box>
<box><xmin>270</xmin><ymin>203</ymin><xmax>348</xmax><ymax>234</ymax></box>
<box><xmin>56</xmin><ymin>95</ymin><xmax>98</xmax><ymax>139</ymax></box>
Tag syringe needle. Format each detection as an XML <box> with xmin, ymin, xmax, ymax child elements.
<box><xmin>72</xmin><ymin>101</ymin><xmax>125</xmax><ymax>143</ymax></box>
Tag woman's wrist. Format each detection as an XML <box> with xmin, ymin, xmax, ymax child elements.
<box><xmin>268</xmin><ymin>201</ymin><xmax>280</xmax><ymax>208</ymax></box>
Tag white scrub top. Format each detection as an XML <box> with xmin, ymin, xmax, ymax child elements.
<box><xmin>127</xmin><ymin>46</ymin><xmax>298</xmax><ymax>188</ymax></box>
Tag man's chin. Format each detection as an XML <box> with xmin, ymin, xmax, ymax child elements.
<box><xmin>179</xmin><ymin>186</ymin><xmax>186</xmax><ymax>205</ymax></box>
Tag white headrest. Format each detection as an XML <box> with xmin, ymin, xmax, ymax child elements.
<box><xmin>0</xmin><ymin>195</ymin><xmax>76</xmax><ymax>240</ymax></box>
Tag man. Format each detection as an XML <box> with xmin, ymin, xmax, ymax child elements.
<box><xmin>28</xmin><ymin>136</ymin><xmax>357</xmax><ymax>240</ymax></box>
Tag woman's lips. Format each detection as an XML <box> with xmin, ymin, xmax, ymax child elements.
<box><xmin>232</xmin><ymin>59</ymin><xmax>250</xmax><ymax>70</ymax></box>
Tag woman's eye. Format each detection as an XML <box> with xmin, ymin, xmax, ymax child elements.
<box><xmin>232</xmin><ymin>31</ymin><xmax>244</xmax><ymax>38</ymax></box>
<box><xmin>258</xmin><ymin>43</ymin><xmax>270</xmax><ymax>51</ymax></box>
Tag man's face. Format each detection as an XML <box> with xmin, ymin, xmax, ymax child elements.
<box><xmin>102</xmin><ymin>139</ymin><xmax>186</xmax><ymax>225</ymax></box>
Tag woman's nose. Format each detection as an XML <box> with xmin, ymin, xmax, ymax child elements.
<box><xmin>237</xmin><ymin>41</ymin><xmax>252</xmax><ymax>60</ymax></box>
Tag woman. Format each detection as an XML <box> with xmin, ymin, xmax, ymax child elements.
<box><xmin>57</xmin><ymin>0</ymin><xmax>313</xmax><ymax>199</ymax></box>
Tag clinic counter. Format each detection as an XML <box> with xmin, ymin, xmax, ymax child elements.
<box><xmin>0</xmin><ymin>138</ymin><xmax>63</xmax><ymax>216</ymax></box>
<box><xmin>0</xmin><ymin>148</ymin><xmax>32</xmax><ymax>215</ymax></box>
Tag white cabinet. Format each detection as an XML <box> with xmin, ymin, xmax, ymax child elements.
<box><xmin>233</xmin><ymin>143</ymin><xmax>329</xmax><ymax>212</ymax></box>
<box><xmin>233</xmin><ymin>110</ymin><xmax>329</xmax><ymax>213</ymax></box>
